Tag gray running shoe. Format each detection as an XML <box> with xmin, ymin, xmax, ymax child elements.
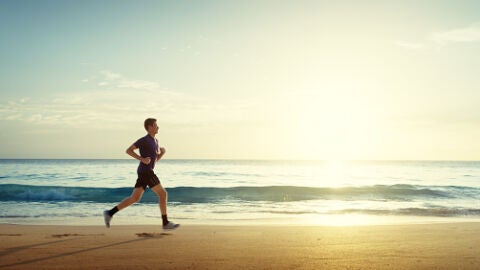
<box><xmin>163</xmin><ymin>221</ymin><xmax>180</xmax><ymax>231</ymax></box>
<box><xmin>103</xmin><ymin>210</ymin><xmax>112</xmax><ymax>228</ymax></box>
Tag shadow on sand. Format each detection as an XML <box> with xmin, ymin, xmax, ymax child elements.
<box><xmin>0</xmin><ymin>235</ymin><xmax>159</xmax><ymax>268</ymax></box>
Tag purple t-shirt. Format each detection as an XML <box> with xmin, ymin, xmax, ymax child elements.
<box><xmin>134</xmin><ymin>135</ymin><xmax>159</xmax><ymax>173</ymax></box>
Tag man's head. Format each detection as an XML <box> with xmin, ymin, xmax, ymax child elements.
<box><xmin>144</xmin><ymin>118</ymin><xmax>158</xmax><ymax>134</ymax></box>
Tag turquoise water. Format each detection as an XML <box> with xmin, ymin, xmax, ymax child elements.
<box><xmin>1</xmin><ymin>159</ymin><xmax>479</xmax><ymax>226</ymax></box>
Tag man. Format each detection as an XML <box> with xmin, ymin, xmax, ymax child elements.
<box><xmin>103</xmin><ymin>118</ymin><xmax>179</xmax><ymax>230</ymax></box>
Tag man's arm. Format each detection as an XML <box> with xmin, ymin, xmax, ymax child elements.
<box><xmin>126</xmin><ymin>144</ymin><xmax>151</xmax><ymax>165</ymax></box>
<box><xmin>157</xmin><ymin>147</ymin><xmax>166</xmax><ymax>161</ymax></box>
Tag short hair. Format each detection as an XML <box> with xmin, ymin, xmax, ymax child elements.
<box><xmin>144</xmin><ymin>118</ymin><xmax>157</xmax><ymax>131</ymax></box>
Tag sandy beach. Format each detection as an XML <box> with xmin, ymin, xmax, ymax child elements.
<box><xmin>0</xmin><ymin>222</ymin><xmax>479</xmax><ymax>269</ymax></box>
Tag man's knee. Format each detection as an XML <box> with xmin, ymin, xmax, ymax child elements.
<box><xmin>131</xmin><ymin>194</ymin><xmax>142</xmax><ymax>203</ymax></box>
<box><xmin>160</xmin><ymin>188</ymin><xmax>168</xmax><ymax>198</ymax></box>
<box><xmin>155</xmin><ymin>186</ymin><xmax>167</xmax><ymax>198</ymax></box>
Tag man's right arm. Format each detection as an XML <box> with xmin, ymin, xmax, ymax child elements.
<box><xmin>126</xmin><ymin>144</ymin><xmax>150</xmax><ymax>165</ymax></box>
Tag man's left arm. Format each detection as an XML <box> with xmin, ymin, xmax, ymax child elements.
<box><xmin>157</xmin><ymin>147</ymin><xmax>166</xmax><ymax>161</ymax></box>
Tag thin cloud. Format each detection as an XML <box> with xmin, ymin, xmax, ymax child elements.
<box><xmin>395</xmin><ymin>40</ymin><xmax>425</xmax><ymax>50</ymax></box>
<box><xmin>97</xmin><ymin>70</ymin><xmax>160</xmax><ymax>91</ymax></box>
<box><xmin>0</xmin><ymin>71</ymin><xmax>254</xmax><ymax>129</ymax></box>
<box><xmin>100</xmin><ymin>70</ymin><xmax>122</xmax><ymax>81</ymax></box>
<box><xmin>396</xmin><ymin>22</ymin><xmax>480</xmax><ymax>50</ymax></box>
<box><xmin>117</xmin><ymin>79</ymin><xmax>159</xmax><ymax>91</ymax></box>
<box><xmin>430</xmin><ymin>23</ymin><xmax>480</xmax><ymax>45</ymax></box>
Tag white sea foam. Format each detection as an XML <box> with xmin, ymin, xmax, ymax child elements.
<box><xmin>1</xmin><ymin>159</ymin><xmax>480</xmax><ymax>225</ymax></box>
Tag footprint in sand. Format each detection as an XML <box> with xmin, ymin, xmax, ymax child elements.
<box><xmin>50</xmin><ymin>233</ymin><xmax>105</xmax><ymax>238</ymax></box>
<box><xmin>135</xmin><ymin>232</ymin><xmax>170</xmax><ymax>238</ymax></box>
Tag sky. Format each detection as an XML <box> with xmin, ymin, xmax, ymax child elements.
<box><xmin>1</xmin><ymin>0</ymin><xmax>480</xmax><ymax>160</ymax></box>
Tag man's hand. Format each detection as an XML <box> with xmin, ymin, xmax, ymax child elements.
<box><xmin>157</xmin><ymin>147</ymin><xmax>166</xmax><ymax>161</ymax></box>
<box><xmin>126</xmin><ymin>144</ymin><xmax>149</xmax><ymax>164</ymax></box>
<box><xmin>141</xmin><ymin>157</ymin><xmax>151</xmax><ymax>165</ymax></box>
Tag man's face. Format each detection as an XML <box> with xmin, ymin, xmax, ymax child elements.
<box><xmin>149</xmin><ymin>122</ymin><xmax>159</xmax><ymax>134</ymax></box>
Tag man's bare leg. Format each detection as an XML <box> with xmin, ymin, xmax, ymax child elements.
<box><xmin>104</xmin><ymin>187</ymin><xmax>144</xmax><ymax>228</ymax></box>
<box><xmin>151</xmin><ymin>184</ymin><xmax>179</xmax><ymax>230</ymax></box>
<box><xmin>151</xmin><ymin>184</ymin><xmax>167</xmax><ymax>216</ymax></box>
<box><xmin>117</xmin><ymin>187</ymin><xmax>145</xmax><ymax>210</ymax></box>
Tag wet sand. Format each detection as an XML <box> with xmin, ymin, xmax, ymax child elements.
<box><xmin>1</xmin><ymin>223</ymin><xmax>479</xmax><ymax>269</ymax></box>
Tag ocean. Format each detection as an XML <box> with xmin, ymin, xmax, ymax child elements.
<box><xmin>1</xmin><ymin>159</ymin><xmax>479</xmax><ymax>226</ymax></box>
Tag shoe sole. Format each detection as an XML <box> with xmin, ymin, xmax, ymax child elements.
<box><xmin>103</xmin><ymin>211</ymin><xmax>111</xmax><ymax>228</ymax></box>
<box><xmin>163</xmin><ymin>224</ymin><xmax>180</xmax><ymax>231</ymax></box>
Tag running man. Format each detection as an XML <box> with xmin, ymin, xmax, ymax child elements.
<box><xmin>103</xmin><ymin>118</ymin><xmax>179</xmax><ymax>230</ymax></box>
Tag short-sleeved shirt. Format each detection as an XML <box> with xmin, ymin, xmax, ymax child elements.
<box><xmin>134</xmin><ymin>135</ymin><xmax>159</xmax><ymax>173</ymax></box>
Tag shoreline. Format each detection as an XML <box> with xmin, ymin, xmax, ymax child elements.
<box><xmin>1</xmin><ymin>222</ymin><xmax>479</xmax><ymax>269</ymax></box>
<box><xmin>2</xmin><ymin>213</ymin><xmax>480</xmax><ymax>227</ymax></box>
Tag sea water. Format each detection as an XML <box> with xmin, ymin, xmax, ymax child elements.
<box><xmin>1</xmin><ymin>159</ymin><xmax>479</xmax><ymax>226</ymax></box>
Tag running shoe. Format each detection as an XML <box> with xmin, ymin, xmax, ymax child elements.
<box><xmin>163</xmin><ymin>221</ymin><xmax>180</xmax><ymax>231</ymax></box>
<box><xmin>103</xmin><ymin>210</ymin><xmax>112</xmax><ymax>228</ymax></box>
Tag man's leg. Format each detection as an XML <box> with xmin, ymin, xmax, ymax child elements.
<box><xmin>151</xmin><ymin>184</ymin><xmax>179</xmax><ymax>230</ymax></box>
<box><xmin>151</xmin><ymin>184</ymin><xmax>167</xmax><ymax>216</ymax></box>
<box><xmin>117</xmin><ymin>187</ymin><xmax>145</xmax><ymax>210</ymax></box>
<box><xmin>104</xmin><ymin>187</ymin><xmax>144</xmax><ymax>228</ymax></box>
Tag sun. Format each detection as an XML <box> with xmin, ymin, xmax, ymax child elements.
<box><xmin>275</xmin><ymin>84</ymin><xmax>385</xmax><ymax>161</ymax></box>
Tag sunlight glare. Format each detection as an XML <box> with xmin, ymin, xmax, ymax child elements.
<box><xmin>280</xmin><ymin>82</ymin><xmax>385</xmax><ymax>160</ymax></box>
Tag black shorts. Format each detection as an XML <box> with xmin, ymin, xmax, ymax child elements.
<box><xmin>135</xmin><ymin>171</ymin><xmax>161</xmax><ymax>190</ymax></box>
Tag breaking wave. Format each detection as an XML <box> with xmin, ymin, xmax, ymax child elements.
<box><xmin>1</xmin><ymin>184</ymin><xmax>478</xmax><ymax>203</ymax></box>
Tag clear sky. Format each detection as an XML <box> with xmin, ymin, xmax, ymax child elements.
<box><xmin>1</xmin><ymin>0</ymin><xmax>480</xmax><ymax>160</ymax></box>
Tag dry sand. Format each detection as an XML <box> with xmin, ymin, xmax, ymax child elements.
<box><xmin>1</xmin><ymin>222</ymin><xmax>479</xmax><ymax>269</ymax></box>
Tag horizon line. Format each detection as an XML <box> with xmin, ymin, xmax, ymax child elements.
<box><xmin>0</xmin><ymin>158</ymin><xmax>479</xmax><ymax>162</ymax></box>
